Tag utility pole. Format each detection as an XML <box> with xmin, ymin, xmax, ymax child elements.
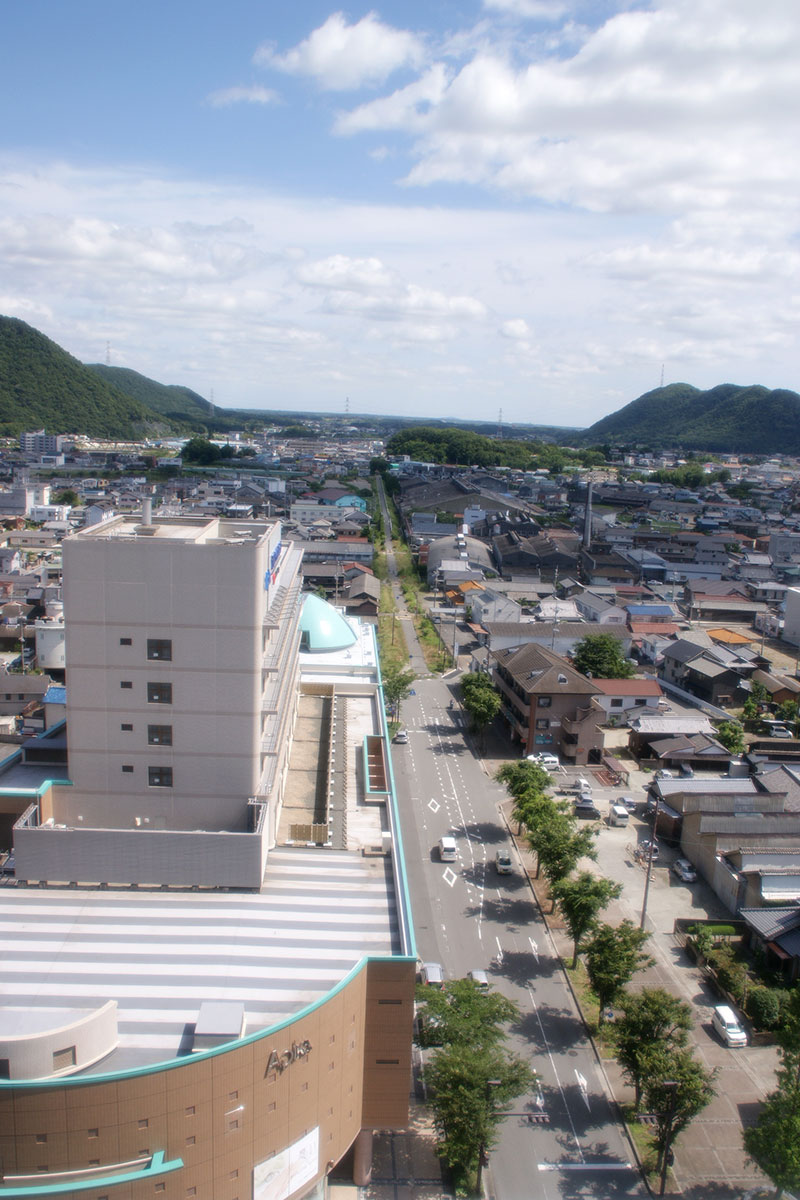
<box><xmin>640</xmin><ymin>789</ymin><xmax>661</xmax><ymax>929</ymax></box>
<box><xmin>659</xmin><ymin>1080</ymin><xmax>679</xmax><ymax>1195</ymax></box>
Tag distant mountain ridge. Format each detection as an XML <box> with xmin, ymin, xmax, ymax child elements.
<box><xmin>577</xmin><ymin>382</ymin><xmax>800</xmax><ymax>453</ymax></box>
<box><xmin>86</xmin><ymin>364</ymin><xmax>215</xmax><ymax>424</ymax></box>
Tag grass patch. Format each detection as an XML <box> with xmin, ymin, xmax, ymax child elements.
<box><xmin>622</xmin><ymin>1103</ymin><xmax>660</xmax><ymax>1178</ymax></box>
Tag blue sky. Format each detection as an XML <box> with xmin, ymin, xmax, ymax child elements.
<box><xmin>2</xmin><ymin>0</ymin><xmax>798</xmax><ymax>428</ymax></box>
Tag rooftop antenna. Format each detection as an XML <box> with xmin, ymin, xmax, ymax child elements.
<box><xmin>345</xmin><ymin>395</ymin><xmax>350</xmax><ymax>415</ymax></box>
<box><xmin>497</xmin><ymin>407</ymin><xmax>503</xmax><ymax>439</ymax></box>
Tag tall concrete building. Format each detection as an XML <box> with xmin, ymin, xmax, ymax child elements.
<box><xmin>0</xmin><ymin>512</ymin><xmax>415</xmax><ymax>1198</ymax></box>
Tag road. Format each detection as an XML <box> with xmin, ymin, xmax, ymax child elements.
<box><xmin>393</xmin><ymin>679</ymin><xmax>645</xmax><ymax>1200</ymax></box>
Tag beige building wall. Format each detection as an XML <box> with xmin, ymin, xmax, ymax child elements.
<box><xmin>61</xmin><ymin>518</ymin><xmax>296</xmax><ymax>835</ymax></box>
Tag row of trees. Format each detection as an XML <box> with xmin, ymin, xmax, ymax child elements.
<box><xmin>415</xmin><ymin>978</ymin><xmax>534</xmax><ymax>1191</ymax></box>
<box><xmin>496</xmin><ymin>761</ymin><xmax>717</xmax><ymax>1185</ymax></box>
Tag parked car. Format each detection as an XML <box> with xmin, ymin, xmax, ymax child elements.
<box><xmin>655</xmin><ymin>769</ymin><xmax>674</xmax><ymax>780</ymax></box>
<box><xmin>678</xmin><ymin>763</ymin><xmax>694</xmax><ymax>778</ymax></box>
<box><xmin>574</xmin><ymin>799</ymin><xmax>601</xmax><ymax>819</ymax></box>
<box><xmin>495</xmin><ymin>849</ymin><xmax>513</xmax><ymax>875</ymax></box>
<box><xmin>672</xmin><ymin>858</ymin><xmax>697</xmax><ymax>882</ymax></box>
<box><xmin>526</xmin><ymin>752</ymin><xmax>560</xmax><ymax>771</ymax></box>
<box><xmin>467</xmin><ymin>969</ymin><xmax>490</xmax><ymax>993</ymax></box>
<box><xmin>620</xmin><ymin>796</ymin><xmax>637</xmax><ymax>812</ymax></box>
<box><xmin>393</xmin><ymin>729</ymin><xmax>408</xmax><ymax>744</ymax></box>
<box><xmin>419</xmin><ymin>962</ymin><xmax>445</xmax><ymax>988</ymax></box>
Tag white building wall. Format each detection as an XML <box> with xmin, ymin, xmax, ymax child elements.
<box><xmin>783</xmin><ymin>587</ymin><xmax>800</xmax><ymax>648</ymax></box>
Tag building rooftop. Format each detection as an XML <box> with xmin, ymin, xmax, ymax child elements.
<box><xmin>0</xmin><ymin>848</ymin><xmax>400</xmax><ymax>1076</ymax></box>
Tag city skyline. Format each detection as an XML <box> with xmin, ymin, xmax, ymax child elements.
<box><xmin>1</xmin><ymin>0</ymin><xmax>797</xmax><ymax>427</ymax></box>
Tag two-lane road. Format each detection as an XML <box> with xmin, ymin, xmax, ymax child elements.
<box><xmin>394</xmin><ymin>675</ymin><xmax>645</xmax><ymax>1200</ymax></box>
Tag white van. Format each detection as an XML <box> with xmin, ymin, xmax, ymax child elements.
<box><xmin>711</xmin><ymin>1004</ymin><xmax>747</xmax><ymax>1047</ymax></box>
<box><xmin>609</xmin><ymin>804</ymin><xmax>629</xmax><ymax>827</ymax></box>
<box><xmin>438</xmin><ymin>836</ymin><xmax>457</xmax><ymax>862</ymax></box>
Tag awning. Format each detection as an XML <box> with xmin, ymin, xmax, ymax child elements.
<box><xmin>767</xmin><ymin>941</ymin><xmax>791</xmax><ymax>961</ymax></box>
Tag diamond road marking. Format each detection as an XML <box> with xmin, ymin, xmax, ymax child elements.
<box><xmin>428</xmin><ymin>799</ymin><xmax>440</xmax><ymax>813</ymax></box>
<box><xmin>442</xmin><ymin>867</ymin><xmax>457</xmax><ymax>887</ymax></box>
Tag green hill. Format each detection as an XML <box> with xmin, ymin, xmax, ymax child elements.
<box><xmin>577</xmin><ymin>382</ymin><xmax>800</xmax><ymax>453</ymax></box>
<box><xmin>87</xmin><ymin>364</ymin><xmax>214</xmax><ymax>425</ymax></box>
<box><xmin>0</xmin><ymin>316</ymin><xmax>169</xmax><ymax>438</ymax></box>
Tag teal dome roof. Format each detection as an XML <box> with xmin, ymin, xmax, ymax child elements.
<box><xmin>299</xmin><ymin>593</ymin><xmax>358</xmax><ymax>653</ymax></box>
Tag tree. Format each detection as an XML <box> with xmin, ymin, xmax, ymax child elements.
<box><xmin>643</xmin><ymin>1048</ymin><xmax>717</xmax><ymax>1179</ymax></box>
<box><xmin>614</xmin><ymin>988</ymin><xmax>692</xmax><ymax>1108</ymax></box>
<box><xmin>584</xmin><ymin>920</ymin><xmax>652</xmax><ymax>1024</ymax></box>
<box><xmin>572</xmin><ymin>633</ymin><xmax>633</xmax><ymax>679</ymax></box>
<box><xmin>414</xmin><ymin>977</ymin><xmax>520</xmax><ymax>1050</ymax></box>
<box><xmin>535</xmin><ymin>818</ymin><xmax>597</xmax><ymax>895</ymax></box>
<box><xmin>745</xmin><ymin>1054</ymin><xmax>800</xmax><ymax>1198</ymax></box>
<box><xmin>460</xmin><ymin>675</ymin><xmax>501</xmax><ymax>748</ymax></box>
<box><xmin>382</xmin><ymin>664</ymin><xmax>415</xmax><ymax>722</ymax></box>
<box><xmin>426</xmin><ymin>1042</ymin><xmax>535</xmax><ymax>1186</ymax></box>
<box><xmin>715</xmin><ymin>719</ymin><xmax>745</xmax><ymax>755</ymax></box>
<box><xmin>551</xmin><ymin>872</ymin><xmax>621</xmax><ymax>968</ymax></box>
<box><xmin>52</xmin><ymin>488</ymin><xmax>79</xmax><ymax>506</ymax></box>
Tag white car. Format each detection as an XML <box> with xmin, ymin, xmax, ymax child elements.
<box><xmin>672</xmin><ymin>858</ymin><xmax>697</xmax><ymax>883</ymax></box>
<box><xmin>495</xmin><ymin>849</ymin><xmax>513</xmax><ymax>875</ymax></box>
<box><xmin>526</xmin><ymin>752</ymin><xmax>559</xmax><ymax>771</ymax></box>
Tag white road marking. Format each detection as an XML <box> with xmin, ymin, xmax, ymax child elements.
<box><xmin>538</xmin><ymin>1162</ymin><xmax>633</xmax><ymax>1173</ymax></box>
<box><xmin>529</xmin><ymin>936</ymin><xmax>539</xmax><ymax>963</ymax></box>
<box><xmin>443</xmin><ymin>867</ymin><xmax>457</xmax><ymax>887</ymax></box>
<box><xmin>428</xmin><ymin>799</ymin><xmax>440</xmax><ymax>813</ymax></box>
<box><xmin>527</xmin><ymin>986</ymin><xmax>584</xmax><ymax>1161</ymax></box>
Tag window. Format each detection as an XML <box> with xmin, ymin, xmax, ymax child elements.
<box><xmin>138</xmin><ymin>1119</ymin><xmax>149</xmax><ymax>1130</ymax></box>
<box><xmin>147</xmin><ymin>725</ymin><xmax>172</xmax><ymax>746</ymax></box>
<box><xmin>538</xmin><ymin>696</ymin><xmax>552</xmax><ymax>707</ymax></box>
<box><xmin>610</xmin><ymin>698</ymin><xmax>624</xmax><ymax>708</ymax></box>
<box><xmin>122</xmin><ymin>765</ymin><xmax>134</xmax><ymax>774</ymax></box>
<box><xmin>185</xmin><ymin>1106</ymin><xmax>195</xmax><ymax>1116</ymax></box>
<box><xmin>35</xmin><ymin>1134</ymin><xmax>47</xmax><ymax>1144</ymax></box>
<box><xmin>88</xmin><ymin>1129</ymin><xmax>99</xmax><ymax>1138</ymax></box>
<box><xmin>120</xmin><ymin>680</ymin><xmax>133</xmax><ymax>690</ymax></box>
<box><xmin>536</xmin><ymin>719</ymin><xmax>550</xmax><ymax>730</ymax></box>
<box><xmin>147</xmin><ymin>639</ymin><xmax>172</xmax><ymax>661</ymax></box>
<box><xmin>121</xmin><ymin>723</ymin><xmax>133</xmax><ymax>732</ymax></box>
<box><xmin>148</xmin><ymin>767</ymin><xmax>173</xmax><ymax>788</ymax></box>
<box><xmin>53</xmin><ymin>1045</ymin><xmax>76</xmax><ymax>1071</ymax></box>
<box><xmin>147</xmin><ymin>683</ymin><xmax>172</xmax><ymax>704</ymax></box>
<box><xmin>120</xmin><ymin>637</ymin><xmax>132</xmax><ymax>646</ymax></box>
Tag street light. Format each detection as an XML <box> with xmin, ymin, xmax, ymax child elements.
<box><xmin>476</xmin><ymin>1079</ymin><xmax>503</xmax><ymax>1194</ymax></box>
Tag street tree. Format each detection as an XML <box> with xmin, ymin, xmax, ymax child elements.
<box><xmin>744</xmin><ymin>1052</ymin><xmax>800</xmax><ymax>1199</ymax></box>
<box><xmin>551</xmin><ymin>872</ymin><xmax>622</xmax><ymax>968</ymax></box>
<box><xmin>426</xmin><ymin>1042</ymin><xmax>535</xmax><ymax>1189</ymax></box>
<box><xmin>572</xmin><ymin>633</ymin><xmax>634</xmax><ymax>679</ymax></box>
<box><xmin>460</xmin><ymin>675</ymin><xmax>501</xmax><ymax>748</ymax></box>
<box><xmin>414</xmin><ymin>977</ymin><xmax>520</xmax><ymax>1050</ymax></box>
<box><xmin>382</xmin><ymin>664</ymin><xmax>415</xmax><ymax>722</ymax></box>
<box><xmin>615</xmin><ymin>988</ymin><xmax>692</xmax><ymax>1108</ymax></box>
<box><xmin>536</xmin><ymin>818</ymin><xmax>597</xmax><ymax>895</ymax></box>
<box><xmin>715</xmin><ymin>719</ymin><xmax>745</xmax><ymax>755</ymax></box>
<box><xmin>643</xmin><ymin>1048</ymin><xmax>717</xmax><ymax>1179</ymax></box>
<box><xmin>584</xmin><ymin>920</ymin><xmax>653</xmax><ymax>1024</ymax></box>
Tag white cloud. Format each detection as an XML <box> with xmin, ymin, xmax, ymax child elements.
<box><xmin>207</xmin><ymin>85</ymin><xmax>278</xmax><ymax>108</ymax></box>
<box><xmin>256</xmin><ymin>12</ymin><xmax>425</xmax><ymax>91</ymax></box>
<box><xmin>501</xmin><ymin>318</ymin><xmax>530</xmax><ymax>339</ymax></box>
<box><xmin>482</xmin><ymin>0</ymin><xmax>566</xmax><ymax>18</ymax></box>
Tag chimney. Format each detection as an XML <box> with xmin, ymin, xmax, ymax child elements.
<box><xmin>142</xmin><ymin>498</ymin><xmax>153</xmax><ymax>526</ymax></box>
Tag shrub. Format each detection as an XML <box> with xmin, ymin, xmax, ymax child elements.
<box><xmin>747</xmin><ymin>986</ymin><xmax>781</xmax><ymax>1031</ymax></box>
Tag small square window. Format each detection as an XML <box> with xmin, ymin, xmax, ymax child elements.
<box><xmin>89</xmin><ymin>1159</ymin><xmax>100</xmax><ymax>1167</ymax></box>
<box><xmin>147</xmin><ymin>682</ymin><xmax>172</xmax><ymax>705</ymax></box>
<box><xmin>120</xmin><ymin>680</ymin><xmax>133</xmax><ymax>690</ymax></box>
<box><xmin>121</xmin><ymin>723</ymin><xmax>133</xmax><ymax>732</ymax></box>
<box><xmin>122</xmin><ymin>765</ymin><xmax>134</xmax><ymax>774</ymax></box>
<box><xmin>147</xmin><ymin>724</ymin><xmax>173</xmax><ymax>746</ymax></box>
<box><xmin>138</xmin><ymin>1118</ymin><xmax>149</xmax><ymax>1130</ymax></box>
<box><xmin>119</xmin><ymin>637</ymin><xmax>132</xmax><ymax>646</ymax></box>
<box><xmin>229</xmin><ymin>1169</ymin><xmax>239</xmax><ymax>1179</ymax></box>
<box><xmin>185</xmin><ymin>1106</ymin><xmax>195</xmax><ymax>1116</ymax></box>
<box><xmin>35</xmin><ymin>1133</ymin><xmax>47</xmax><ymax>1144</ymax></box>
<box><xmin>88</xmin><ymin>1129</ymin><xmax>99</xmax><ymax>1139</ymax></box>
<box><xmin>148</xmin><ymin>766</ymin><xmax>173</xmax><ymax>788</ymax></box>
<box><xmin>155</xmin><ymin>1185</ymin><xmax>166</xmax><ymax>1194</ymax></box>
<box><xmin>228</xmin><ymin>1090</ymin><xmax>238</xmax><ymax>1101</ymax></box>
<box><xmin>538</xmin><ymin>696</ymin><xmax>552</xmax><ymax>708</ymax></box>
<box><xmin>185</xmin><ymin>1135</ymin><xmax>196</xmax><ymax>1146</ymax></box>
<box><xmin>147</xmin><ymin>639</ymin><xmax>172</xmax><ymax>661</ymax></box>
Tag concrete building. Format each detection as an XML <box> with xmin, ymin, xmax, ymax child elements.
<box><xmin>0</xmin><ymin>511</ymin><xmax>416</xmax><ymax>1199</ymax></box>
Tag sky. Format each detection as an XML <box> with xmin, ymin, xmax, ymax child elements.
<box><xmin>1</xmin><ymin>0</ymin><xmax>798</xmax><ymax>430</ymax></box>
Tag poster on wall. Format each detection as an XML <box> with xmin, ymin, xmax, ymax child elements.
<box><xmin>253</xmin><ymin>1127</ymin><xmax>319</xmax><ymax>1200</ymax></box>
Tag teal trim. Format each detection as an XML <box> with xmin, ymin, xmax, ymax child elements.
<box><xmin>372</xmin><ymin>623</ymin><xmax>417</xmax><ymax>962</ymax></box>
<box><xmin>0</xmin><ymin>1150</ymin><xmax>184</xmax><ymax>1196</ymax></box>
<box><xmin>0</xmin><ymin>778</ymin><xmax>72</xmax><ymax>798</ymax></box>
<box><xmin>0</xmin><ymin>952</ymin><xmax>415</xmax><ymax>1091</ymax></box>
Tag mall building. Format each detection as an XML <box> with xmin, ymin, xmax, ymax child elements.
<box><xmin>0</xmin><ymin>512</ymin><xmax>415</xmax><ymax>1200</ymax></box>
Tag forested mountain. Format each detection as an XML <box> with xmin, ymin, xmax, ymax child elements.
<box><xmin>577</xmin><ymin>383</ymin><xmax>800</xmax><ymax>453</ymax></box>
<box><xmin>0</xmin><ymin>317</ymin><xmax>167</xmax><ymax>438</ymax></box>
<box><xmin>87</xmin><ymin>364</ymin><xmax>214</xmax><ymax>424</ymax></box>
<box><xmin>385</xmin><ymin>426</ymin><xmax>604</xmax><ymax>470</ymax></box>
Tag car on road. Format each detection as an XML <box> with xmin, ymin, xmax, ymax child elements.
<box><xmin>574</xmin><ymin>799</ymin><xmax>601</xmax><ymax>819</ymax></box>
<box><xmin>438</xmin><ymin>836</ymin><xmax>457</xmax><ymax>862</ymax></box>
<box><xmin>419</xmin><ymin>962</ymin><xmax>445</xmax><ymax>988</ymax></box>
<box><xmin>655</xmin><ymin>769</ymin><xmax>674</xmax><ymax>780</ymax></box>
<box><xmin>467</xmin><ymin>969</ymin><xmax>490</xmax><ymax>992</ymax></box>
<box><xmin>495</xmin><ymin>849</ymin><xmax>513</xmax><ymax>875</ymax></box>
<box><xmin>393</xmin><ymin>729</ymin><xmax>408</xmax><ymax>744</ymax></box>
<box><xmin>526</xmin><ymin>752</ymin><xmax>560</xmax><ymax>771</ymax></box>
<box><xmin>671</xmin><ymin>857</ymin><xmax>697</xmax><ymax>882</ymax></box>
<box><xmin>712</xmin><ymin>1004</ymin><xmax>747</xmax><ymax>1047</ymax></box>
